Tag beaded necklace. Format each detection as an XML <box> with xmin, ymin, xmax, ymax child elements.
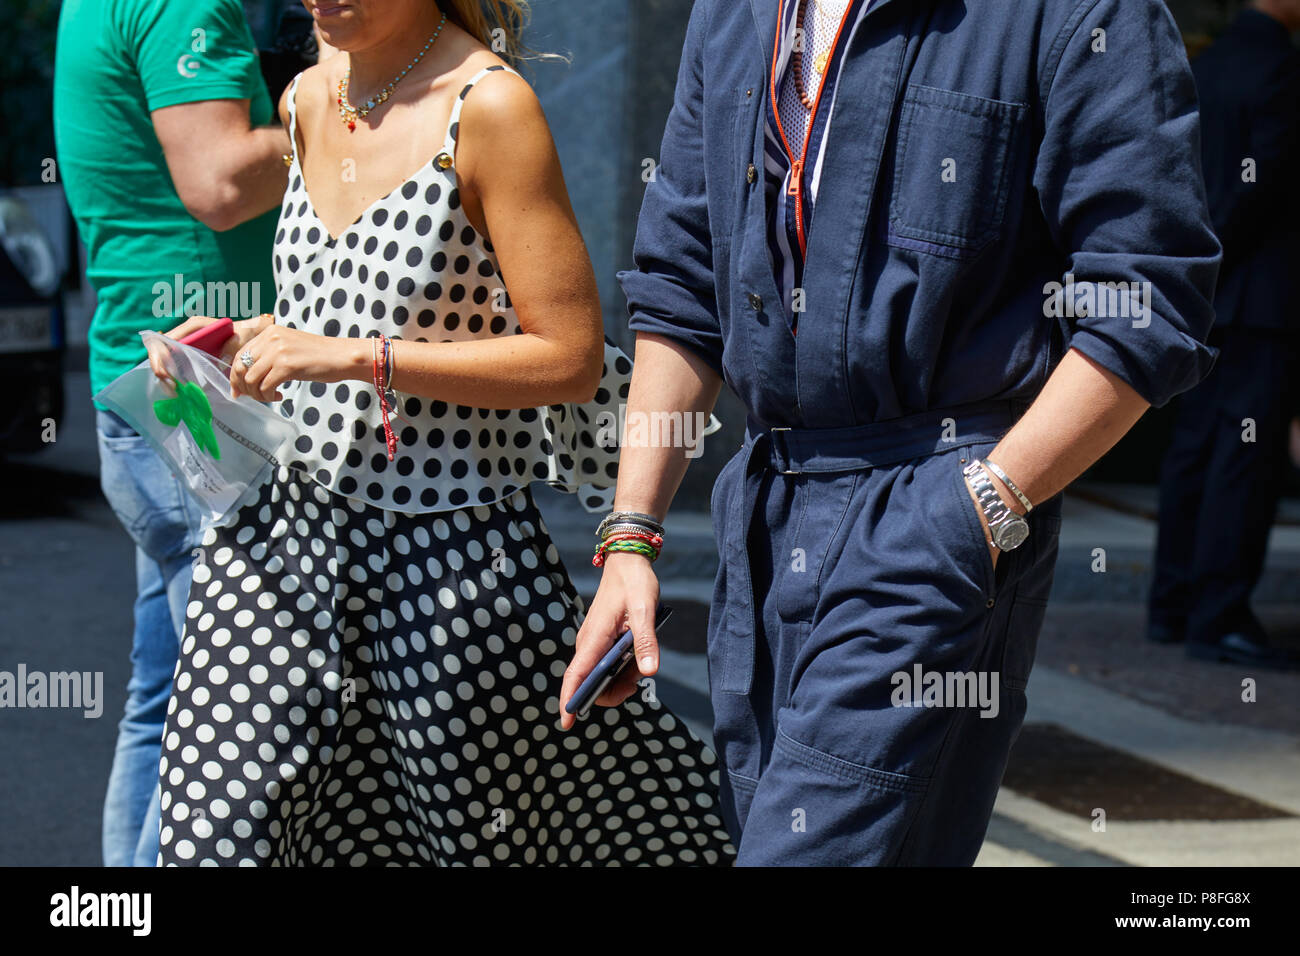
<box><xmin>790</xmin><ymin>0</ymin><xmax>844</xmax><ymax>109</ymax></box>
<box><xmin>336</xmin><ymin>11</ymin><xmax>447</xmax><ymax>131</ymax></box>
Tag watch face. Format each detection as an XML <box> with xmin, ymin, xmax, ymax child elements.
<box><xmin>993</xmin><ymin>516</ymin><xmax>1030</xmax><ymax>552</ymax></box>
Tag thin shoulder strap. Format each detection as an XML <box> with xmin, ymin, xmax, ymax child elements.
<box><xmin>286</xmin><ymin>72</ymin><xmax>303</xmax><ymax>162</ymax></box>
<box><xmin>438</xmin><ymin>64</ymin><xmax>523</xmax><ymax>163</ymax></box>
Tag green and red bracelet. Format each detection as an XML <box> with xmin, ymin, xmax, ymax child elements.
<box><xmin>592</xmin><ymin>530</ymin><xmax>663</xmax><ymax>567</ymax></box>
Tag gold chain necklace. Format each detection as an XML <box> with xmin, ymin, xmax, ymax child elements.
<box><xmin>336</xmin><ymin>11</ymin><xmax>447</xmax><ymax>131</ymax></box>
<box><xmin>810</xmin><ymin>1</ymin><xmax>836</xmax><ymax>75</ymax></box>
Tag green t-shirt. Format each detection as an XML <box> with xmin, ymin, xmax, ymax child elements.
<box><xmin>54</xmin><ymin>0</ymin><xmax>280</xmax><ymax>407</ymax></box>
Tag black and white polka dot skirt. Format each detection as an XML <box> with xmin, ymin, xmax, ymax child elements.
<box><xmin>158</xmin><ymin>466</ymin><xmax>735</xmax><ymax>866</ymax></box>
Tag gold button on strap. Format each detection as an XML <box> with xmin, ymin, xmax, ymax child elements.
<box><xmin>435</xmin><ymin>152</ymin><xmax>454</xmax><ymax>170</ymax></box>
<box><xmin>282</xmin><ymin>152</ymin><xmax>293</xmax><ymax>168</ymax></box>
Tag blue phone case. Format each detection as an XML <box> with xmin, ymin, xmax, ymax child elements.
<box><xmin>565</xmin><ymin>605</ymin><xmax>673</xmax><ymax>718</ymax></box>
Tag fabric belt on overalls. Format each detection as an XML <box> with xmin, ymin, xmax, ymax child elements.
<box><xmin>717</xmin><ymin>398</ymin><xmax>1025</xmax><ymax>695</ymax></box>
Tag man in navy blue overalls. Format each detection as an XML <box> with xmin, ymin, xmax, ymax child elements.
<box><xmin>561</xmin><ymin>0</ymin><xmax>1221</xmax><ymax>865</ymax></box>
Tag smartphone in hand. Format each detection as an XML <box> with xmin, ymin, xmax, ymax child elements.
<box><xmin>565</xmin><ymin>605</ymin><xmax>673</xmax><ymax>719</ymax></box>
<box><xmin>179</xmin><ymin>317</ymin><xmax>235</xmax><ymax>357</ymax></box>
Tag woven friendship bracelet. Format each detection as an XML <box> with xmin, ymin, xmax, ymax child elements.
<box><xmin>592</xmin><ymin>537</ymin><xmax>660</xmax><ymax>567</ymax></box>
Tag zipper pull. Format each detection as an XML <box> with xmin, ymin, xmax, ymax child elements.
<box><xmin>787</xmin><ymin>159</ymin><xmax>804</xmax><ymax>197</ymax></box>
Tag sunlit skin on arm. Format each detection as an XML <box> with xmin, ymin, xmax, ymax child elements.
<box><xmin>557</xmin><ymin>332</ymin><xmax>721</xmax><ymax>729</ymax></box>
<box><xmin>964</xmin><ymin>349</ymin><xmax>1150</xmax><ymax>568</ymax></box>
<box><xmin>152</xmin><ymin>98</ymin><xmax>289</xmax><ymax>232</ymax></box>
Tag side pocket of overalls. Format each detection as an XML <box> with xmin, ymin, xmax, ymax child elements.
<box><xmin>946</xmin><ymin>448</ymin><xmax>998</xmax><ymax>601</ymax></box>
<box><xmin>1001</xmin><ymin>500</ymin><xmax>1063</xmax><ymax>690</ymax></box>
<box><xmin>708</xmin><ymin>448</ymin><xmax>749</xmax><ymax>694</ymax></box>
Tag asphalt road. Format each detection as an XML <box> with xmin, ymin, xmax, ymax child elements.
<box><xmin>0</xmin><ymin>458</ymin><xmax>134</xmax><ymax>865</ymax></box>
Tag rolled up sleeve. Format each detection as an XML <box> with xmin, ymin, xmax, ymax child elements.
<box><xmin>617</xmin><ymin>0</ymin><xmax>724</xmax><ymax>376</ymax></box>
<box><xmin>1035</xmin><ymin>0</ymin><xmax>1220</xmax><ymax>407</ymax></box>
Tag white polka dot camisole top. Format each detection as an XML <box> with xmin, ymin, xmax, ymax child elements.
<box><xmin>272</xmin><ymin>65</ymin><xmax>685</xmax><ymax>514</ymax></box>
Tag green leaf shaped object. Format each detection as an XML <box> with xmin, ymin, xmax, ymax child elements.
<box><xmin>153</xmin><ymin>380</ymin><xmax>221</xmax><ymax>459</ymax></box>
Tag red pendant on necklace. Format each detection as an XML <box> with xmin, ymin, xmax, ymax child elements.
<box><xmin>347</xmin><ymin>120</ymin><xmax>356</xmax><ymax>131</ymax></box>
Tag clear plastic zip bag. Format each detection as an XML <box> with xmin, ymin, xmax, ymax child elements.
<box><xmin>94</xmin><ymin>330</ymin><xmax>299</xmax><ymax>528</ymax></box>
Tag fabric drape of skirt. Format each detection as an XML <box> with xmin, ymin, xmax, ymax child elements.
<box><xmin>157</xmin><ymin>465</ymin><xmax>734</xmax><ymax>866</ymax></box>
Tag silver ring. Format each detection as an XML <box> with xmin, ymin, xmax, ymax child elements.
<box><xmin>240</xmin><ymin>351</ymin><xmax>255</xmax><ymax>369</ymax></box>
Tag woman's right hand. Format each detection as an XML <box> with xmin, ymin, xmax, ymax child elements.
<box><xmin>148</xmin><ymin>314</ymin><xmax>273</xmax><ymax>384</ymax></box>
<box><xmin>559</xmin><ymin>551</ymin><xmax>662</xmax><ymax>731</ymax></box>
<box><xmin>214</xmin><ymin>314</ymin><xmax>274</xmax><ymax>369</ymax></box>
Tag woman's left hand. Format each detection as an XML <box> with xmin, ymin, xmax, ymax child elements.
<box><xmin>229</xmin><ymin>325</ymin><xmax>364</xmax><ymax>403</ymax></box>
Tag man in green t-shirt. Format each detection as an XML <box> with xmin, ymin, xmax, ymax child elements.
<box><xmin>53</xmin><ymin>0</ymin><xmax>288</xmax><ymax>866</ymax></box>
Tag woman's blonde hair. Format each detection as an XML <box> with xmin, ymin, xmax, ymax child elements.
<box><xmin>440</xmin><ymin>1</ymin><xmax>565</xmax><ymax>68</ymax></box>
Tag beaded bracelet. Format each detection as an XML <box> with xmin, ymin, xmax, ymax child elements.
<box><xmin>371</xmin><ymin>335</ymin><xmax>397</xmax><ymax>461</ymax></box>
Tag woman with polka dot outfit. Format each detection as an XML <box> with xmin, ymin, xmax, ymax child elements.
<box><xmin>152</xmin><ymin>0</ymin><xmax>734</xmax><ymax>866</ymax></box>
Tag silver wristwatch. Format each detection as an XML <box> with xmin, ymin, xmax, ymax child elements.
<box><xmin>962</xmin><ymin>459</ymin><xmax>1029</xmax><ymax>552</ymax></box>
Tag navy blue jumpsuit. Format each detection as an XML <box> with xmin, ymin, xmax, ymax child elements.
<box><xmin>618</xmin><ymin>0</ymin><xmax>1220</xmax><ymax>864</ymax></box>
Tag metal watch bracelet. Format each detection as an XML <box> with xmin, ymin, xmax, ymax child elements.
<box><xmin>963</xmin><ymin>460</ymin><xmax>1030</xmax><ymax>552</ymax></box>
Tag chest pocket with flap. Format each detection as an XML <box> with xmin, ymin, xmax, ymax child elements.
<box><xmin>887</xmin><ymin>84</ymin><xmax>1028</xmax><ymax>259</ymax></box>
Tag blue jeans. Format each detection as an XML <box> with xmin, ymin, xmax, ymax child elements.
<box><xmin>96</xmin><ymin>408</ymin><xmax>203</xmax><ymax>866</ymax></box>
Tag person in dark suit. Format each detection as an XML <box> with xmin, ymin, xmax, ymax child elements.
<box><xmin>1150</xmin><ymin>0</ymin><xmax>1300</xmax><ymax>668</ymax></box>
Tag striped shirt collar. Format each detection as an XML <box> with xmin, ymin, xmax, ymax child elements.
<box><xmin>764</xmin><ymin>0</ymin><xmax>874</xmax><ymax>318</ymax></box>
